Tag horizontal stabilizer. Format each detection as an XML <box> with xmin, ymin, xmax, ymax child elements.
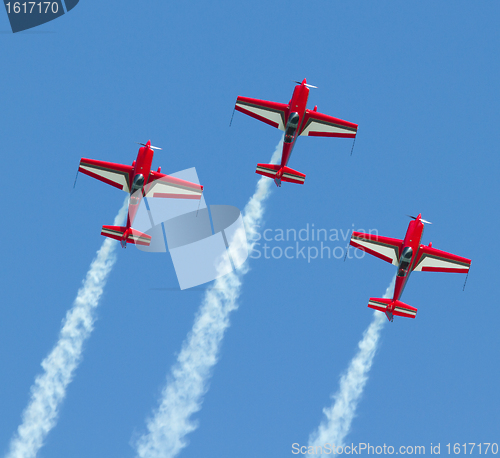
<box><xmin>255</xmin><ymin>163</ymin><xmax>280</xmax><ymax>179</ymax></box>
<box><xmin>101</xmin><ymin>225</ymin><xmax>152</xmax><ymax>247</ymax></box>
<box><xmin>368</xmin><ymin>297</ymin><xmax>417</xmax><ymax>322</ymax></box>
<box><xmin>280</xmin><ymin>166</ymin><xmax>306</xmax><ymax>184</ymax></box>
<box><xmin>255</xmin><ymin>163</ymin><xmax>306</xmax><ymax>186</ymax></box>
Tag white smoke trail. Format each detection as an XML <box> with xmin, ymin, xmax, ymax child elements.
<box><xmin>308</xmin><ymin>277</ymin><xmax>396</xmax><ymax>449</ymax></box>
<box><xmin>135</xmin><ymin>141</ymin><xmax>283</xmax><ymax>458</ymax></box>
<box><xmin>6</xmin><ymin>198</ymin><xmax>128</xmax><ymax>458</ymax></box>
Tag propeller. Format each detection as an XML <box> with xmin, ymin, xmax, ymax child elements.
<box><xmin>407</xmin><ymin>214</ymin><xmax>433</xmax><ymax>225</ymax></box>
<box><xmin>293</xmin><ymin>80</ymin><xmax>318</xmax><ymax>89</ymax></box>
<box><xmin>136</xmin><ymin>142</ymin><xmax>162</xmax><ymax>150</ymax></box>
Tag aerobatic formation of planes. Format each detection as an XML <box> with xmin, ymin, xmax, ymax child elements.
<box><xmin>77</xmin><ymin>80</ymin><xmax>471</xmax><ymax>322</ymax></box>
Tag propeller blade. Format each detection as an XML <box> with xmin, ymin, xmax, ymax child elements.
<box><xmin>406</xmin><ymin>214</ymin><xmax>432</xmax><ymax>224</ymax></box>
<box><xmin>292</xmin><ymin>80</ymin><xmax>318</xmax><ymax>89</ymax></box>
<box><xmin>136</xmin><ymin>142</ymin><xmax>162</xmax><ymax>150</ymax></box>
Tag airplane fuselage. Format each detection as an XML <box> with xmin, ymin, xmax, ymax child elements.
<box><xmin>393</xmin><ymin>218</ymin><xmax>425</xmax><ymax>301</ymax></box>
<box><xmin>281</xmin><ymin>82</ymin><xmax>310</xmax><ymax>167</ymax></box>
<box><xmin>127</xmin><ymin>144</ymin><xmax>155</xmax><ymax>230</ymax></box>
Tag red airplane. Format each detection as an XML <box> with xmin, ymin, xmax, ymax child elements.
<box><xmin>349</xmin><ymin>214</ymin><xmax>471</xmax><ymax>321</ymax></box>
<box><xmin>234</xmin><ymin>78</ymin><xmax>358</xmax><ymax>186</ymax></box>
<box><xmin>78</xmin><ymin>140</ymin><xmax>203</xmax><ymax>248</ymax></box>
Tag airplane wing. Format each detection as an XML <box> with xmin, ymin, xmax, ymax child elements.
<box><xmin>235</xmin><ymin>96</ymin><xmax>288</xmax><ymax>130</ymax></box>
<box><xmin>145</xmin><ymin>171</ymin><xmax>203</xmax><ymax>199</ymax></box>
<box><xmin>78</xmin><ymin>158</ymin><xmax>133</xmax><ymax>192</ymax></box>
<box><xmin>413</xmin><ymin>245</ymin><xmax>471</xmax><ymax>273</ymax></box>
<box><xmin>299</xmin><ymin>109</ymin><xmax>358</xmax><ymax>138</ymax></box>
<box><xmin>350</xmin><ymin>231</ymin><xmax>403</xmax><ymax>265</ymax></box>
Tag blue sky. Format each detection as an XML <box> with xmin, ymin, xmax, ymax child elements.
<box><xmin>1</xmin><ymin>1</ymin><xmax>499</xmax><ymax>456</ymax></box>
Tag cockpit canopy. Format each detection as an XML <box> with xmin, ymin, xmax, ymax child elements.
<box><xmin>284</xmin><ymin>112</ymin><xmax>300</xmax><ymax>143</ymax></box>
<box><xmin>397</xmin><ymin>246</ymin><xmax>413</xmax><ymax>277</ymax></box>
<box><xmin>131</xmin><ymin>173</ymin><xmax>145</xmax><ymax>194</ymax></box>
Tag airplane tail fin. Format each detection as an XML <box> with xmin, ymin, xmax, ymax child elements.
<box><xmin>368</xmin><ymin>297</ymin><xmax>418</xmax><ymax>322</ymax></box>
<box><xmin>255</xmin><ymin>163</ymin><xmax>306</xmax><ymax>187</ymax></box>
<box><xmin>101</xmin><ymin>225</ymin><xmax>152</xmax><ymax>248</ymax></box>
